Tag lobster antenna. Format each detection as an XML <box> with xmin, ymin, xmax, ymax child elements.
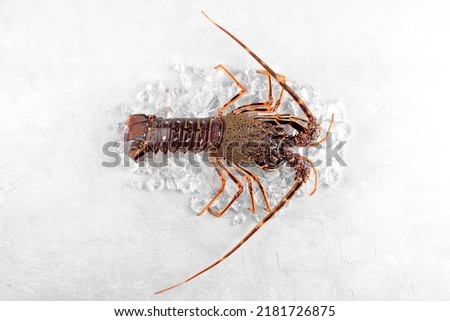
<box><xmin>155</xmin><ymin>176</ymin><xmax>305</xmax><ymax>294</ymax></box>
<box><xmin>201</xmin><ymin>11</ymin><xmax>315</xmax><ymax>121</ymax></box>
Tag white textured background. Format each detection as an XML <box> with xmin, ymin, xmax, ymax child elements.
<box><xmin>1</xmin><ymin>0</ymin><xmax>450</xmax><ymax>300</ymax></box>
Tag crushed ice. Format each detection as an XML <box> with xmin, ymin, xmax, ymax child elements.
<box><xmin>113</xmin><ymin>65</ymin><xmax>350</xmax><ymax>223</ymax></box>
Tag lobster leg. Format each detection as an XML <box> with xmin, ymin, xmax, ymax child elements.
<box><xmin>232</xmin><ymin>165</ymin><xmax>257</xmax><ymax>213</ymax></box>
<box><xmin>196</xmin><ymin>157</ymin><xmax>227</xmax><ymax>216</ymax></box>
<box><xmin>232</xmin><ymin>71</ymin><xmax>286</xmax><ymax>115</ymax></box>
<box><xmin>253</xmin><ymin>114</ymin><xmax>308</xmax><ymax>125</ymax></box>
<box><xmin>234</xmin><ymin>163</ymin><xmax>272</xmax><ymax>212</ymax></box>
<box><xmin>208</xmin><ymin>161</ymin><xmax>244</xmax><ymax>217</ymax></box>
<box><xmin>253</xmin><ymin>114</ymin><xmax>309</xmax><ymax>137</ymax></box>
<box><xmin>215</xmin><ymin>64</ymin><xmax>247</xmax><ymax>116</ymax></box>
<box><xmin>155</xmin><ymin>153</ymin><xmax>310</xmax><ymax>295</ymax></box>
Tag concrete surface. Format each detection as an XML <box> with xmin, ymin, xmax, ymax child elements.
<box><xmin>1</xmin><ymin>0</ymin><xmax>449</xmax><ymax>300</ymax></box>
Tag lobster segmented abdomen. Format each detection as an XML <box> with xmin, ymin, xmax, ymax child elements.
<box><xmin>126</xmin><ymin>114</ymin><xmax>224</xmax><ymax>161</ymax></box>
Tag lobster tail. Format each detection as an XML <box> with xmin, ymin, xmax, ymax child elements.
<box><xmin>125</xmin><ymin>115</ymin><xmax>225</xmax><ymax>161</ymax></box>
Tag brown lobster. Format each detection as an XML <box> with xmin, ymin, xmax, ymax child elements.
<box><xmin>125</xmin><ymin>12</ymin><xmax>333</xmax><ymax>294</ymax></box>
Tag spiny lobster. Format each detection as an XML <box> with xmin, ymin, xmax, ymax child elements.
<box><xmin>125</xmin><ymin>12</ymin><xmax>333</xmax><ymax>294</ymax></box>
